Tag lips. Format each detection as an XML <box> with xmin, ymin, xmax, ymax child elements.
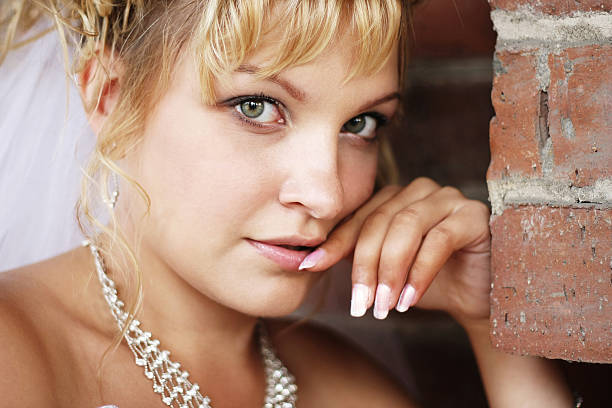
<box><xmin>245</xmin><ymin>237</ymin><xmax>322</xmax><ymax>271</ymax></box>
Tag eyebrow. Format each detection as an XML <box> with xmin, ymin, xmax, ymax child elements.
<box><xmin>236</xmin><ymin>64</ymin><xmax>307</xmax><ymax>102</ymax></box>
<box><xmin>236</xmin><ymin>64</ymin><xmax>400</xmax><ymax>111</ymax></box>
<box><xmin>357</xmin><ymin>92</ymin><xmax>401</xmax><ymax>112</ymax></box>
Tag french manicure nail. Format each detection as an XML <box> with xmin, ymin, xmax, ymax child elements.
<box><xmin>298</xmin><ymin>248</ymin><xmax>325</xmax><ymax>270</ymax></box>
<box><xmin>396</xmin><ymin>284</ymin><xmax>416</xmax><ymax>312</ymax></box>
<box><xmin>350</xmin><ymin>283</ymin><xmax>369</xmax><ymax>317</ymax></box>
<box><xmin>373</xmin><ymin>283</ymin><xmax>391</xmax><ymax>320</ymax></box>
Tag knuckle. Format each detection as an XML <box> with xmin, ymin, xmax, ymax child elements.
<box><xmin>471</xmin><ymin>200</ymin><xmax>491</xmax><ymax>218</ymax></box>
<box><xmin>429</xmin><ymin>225</ymin><xmax>454</xmax><ymax>246</ymax></box>
<box><xmin>440</xmin><ymin>185</ymin><xmax>462</xmax><ymax>197</ymax></box>
<box><xmin>412</xmin><ymin>177</ymin><xmax>439</xmax><ymax>189</ymax></box>
<box><xmin>414</xmin><ymin>254</ymin><xmax>438</xmax><ymax>274</ymax></box>
<box><xmin>363</xmin><ymin>210</ymin><xmax>390</xmax><ymax>230</ymax></box>
<box><xmin>393</xmin><ymin>207</ymin><xmax>421</xmax><ymax>226</ymax></box>
<box><xmin>379</xmin><ymin>245</ymin><xmax>405</xmax><ymax>266</ymax></box>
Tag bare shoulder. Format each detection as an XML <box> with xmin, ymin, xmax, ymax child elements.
<box><xmin>0</xmin><ymin>267</ymin><xmax>59</xmax><ymax>406</ymax></box>
<box><xmin>266</xmin><ymin>318</ymin><xmax>420</xmax><ymax>408</ymax></box>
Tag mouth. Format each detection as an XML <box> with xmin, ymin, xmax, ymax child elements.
<box><xmin>276</xmin><ymin>244</ymin><xmax>313</xmax><ymax>252</ymax></box>
<box><xmin>245</xmin><ymin>238</ymin><xmax>322</xmax><ymax>271</ymax></box>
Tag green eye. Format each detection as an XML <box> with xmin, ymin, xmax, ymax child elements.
<box><xmin>344</xmin><ymin>115</ymin><xmax>367</xmax><ymax>134</ymax></box>
<box><xmin>234</xmin><ymin>97</ymin><xmax>283</xmax><ymax>125</ymax></box>
<box><xmin>341</xmin><ymin>114</ymin><xmax>382</xmax><ymax>140</ymax></box>
<box><xmin>240</xmin><ymin>100</ymin><xmax>265</xmax><ymax>118</ymax></box>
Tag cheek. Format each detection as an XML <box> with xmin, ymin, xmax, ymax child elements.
<box><xmin>129</xmin><ymin>98</ymin><xmax>268</xmax><ymax>243</ymax></box>
<box><xmin>338</xmin><ymin>148</ymin><xmax>378</xmax><ymax>216</ymax></box>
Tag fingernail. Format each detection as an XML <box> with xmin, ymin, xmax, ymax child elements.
<box><xmin>396</xmin><ymin>284</ymin><xmax>416</xmax><ymax>312</ymax></box>
<box><xmin>350</xmin><ymin>283</ymin><xmax>369</xmax><ymax>317</ymax></box>
<box><xmin>373</xmin><ymin>283</ymin><xmax>391</xmax><ymax>320</ymax></box>
<box><xmin>298</xmin><ymin>248</ymin><xmax>325</xmax><ymax>270</ymax></box>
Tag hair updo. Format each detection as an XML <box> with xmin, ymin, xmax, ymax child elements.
<box><xmin>1</xmin><ymin>0</ymin><xmax>413</xmax><ymax>380</ymax></box>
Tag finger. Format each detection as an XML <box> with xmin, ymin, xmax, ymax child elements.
<box><xmin>372</xmin><ymin>186</ymin><xmax>464</xmax><ymax>319</ymax></box>
<box><xmin>307</xmin><ymin>178</ymin><xmax>441</xmax><ymax>274</ymax></box>
<box><xmin>349</xmin><ymin>179</ymin><xmax>441</xmax><ymax>317</ymax></box>
<box><xmin>299</xmin><ymin>185</ymin><xmax>401</xmax><ymax>272</ymax></box>
<box><xmin>395</xmin><ymin>200</ymin><xmax>490</xmax><ymax>313</ymax></box>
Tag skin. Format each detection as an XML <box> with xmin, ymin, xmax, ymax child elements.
<box><xmin>0</xmin><ymin>16</ymin><xmax>573</xmax><ymax>408</ymax></box>
<box><xmin>86</xmin><ymin>28</ymin><xmax>400</xmax><ymax>368</ymax></box>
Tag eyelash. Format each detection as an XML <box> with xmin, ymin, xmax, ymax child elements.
<box><xmin>349</xmin><ymin>112</ymin><xmax>390</xmax><ymax>139</ymax></box>
<box><xmin>365</xmin><ymin>112</ymin><xmax>388</xmax><ymax>127</ymax></box>
<box><xmin>221</xmin><ymin>93</ymin><xmax>390</xmax><ymax>140</ymax></box>
<box><xmin>221</xmin><ymin>93</ymin><xmax>282</xmax><ymax>129</ymax></box>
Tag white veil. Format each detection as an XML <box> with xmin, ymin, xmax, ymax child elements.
<box><xmin>0</xmin><ymin>23</ymin><xmax>96</xmax><ymax>271</ymax></box>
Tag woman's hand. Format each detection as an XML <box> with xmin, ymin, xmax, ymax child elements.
<box><xmin>298</xmin><ymin>178</ymin><xmax>576</xmax><ymax>408</ymax></box>
<box><xmin>300</xmin><ymin>177</ymin><xmax>491</xmax><ymax>324</ymax></box>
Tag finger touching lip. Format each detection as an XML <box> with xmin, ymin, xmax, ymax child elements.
<box><xmin>246</xmin><ymin>238</ymin><xmax>320</xmax><ymax>271</ymax></box>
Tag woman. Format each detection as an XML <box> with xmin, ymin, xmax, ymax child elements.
<box><xmin>0</xmin><ymin>1</ymin><xmax>575</xmax><ymax>407</ymax></box>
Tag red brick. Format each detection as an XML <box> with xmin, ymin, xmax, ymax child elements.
<box><xmin>490</xmin><ymin>206</ymin><xmax>612</xmax><ymax>363</ymax></box>
<box><xmin>547</xmin><ymin>45</ymin><xmax>612</xmax><ymax>186</ymax></box>
<box><xmin>488</xmin><ymin>52</ymin><xmax>543</xmax><ymax>180</ymax></box>
<box><xmin>489</xmin><ymin>0</ymin><xmax>612</xmax><ymax>15</ymax></box>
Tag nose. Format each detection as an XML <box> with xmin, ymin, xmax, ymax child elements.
<box><xmin>278</xmin><ymin>128</ymin><xmax>344</xmax><ymax>220</ymax></box>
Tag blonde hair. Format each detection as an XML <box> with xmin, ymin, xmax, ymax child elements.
<box><xmin>2</xmin><ymin>0</ymin><xmax>412</xmax><ymax>395</ymax></box>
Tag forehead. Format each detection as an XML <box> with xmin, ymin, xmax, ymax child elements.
<box><xmin>189</xmin><ymin>1</ymin><xmax>403</xmax><ymax>104</ymax></box>
<box><xmin>233</xmin><ymin>23</ymin><xmax>400</xmax><ymax>92</ymax></box>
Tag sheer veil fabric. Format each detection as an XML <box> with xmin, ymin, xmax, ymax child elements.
<box><xmin>0</xmin><ymin>23</ymin><xmax>95</xmax><ymax>271</ymax></box>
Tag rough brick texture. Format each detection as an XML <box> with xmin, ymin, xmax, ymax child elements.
<box><xmin>488</xmin><ymin>52</ymin><xmax>543</xmax><ymax>179</ymax></box>
<box><xmin>548</xmin><ymin>45</ymin><xmax>612</xmax><ymax>186</ymax></box>
<box><xmin>489</xmin><ymin>0</ymin><xmax>612</xmax><ymax>15</ymax></box>
<box><xmin>487</xmin><ymin>0</ymin><xmax>612</xmax><ymax>363</ymax></box>
<box><xmin>488</xmin><ymin>46</ymin><xmax>612</xmax><ymax>183</ymax></box>
<box><xmin>490</xmin><ymin>206</ymin><xmax>612</xmax><ymax>362</ymax></box>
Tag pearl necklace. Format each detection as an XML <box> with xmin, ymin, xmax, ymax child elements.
<box><xmin>86</xmin><ymin>241</ymin><xmax>298</xmax><ymax>408</ymax></box>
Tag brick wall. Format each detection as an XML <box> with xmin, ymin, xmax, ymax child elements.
<box><xmin>487</xmin><ymin>0</ymin><xmax>612</xmax><ymax>363</ymax></box>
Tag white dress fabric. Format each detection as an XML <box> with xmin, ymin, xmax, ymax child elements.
<box><xmin>0</xmin><ymin>24</ymin><xmax>95</xmax><ymax>272</ymax></box>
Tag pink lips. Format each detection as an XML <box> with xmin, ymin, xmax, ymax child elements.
<box><xmin>246</xmin><ymin>239</ymin><xmax>315</xmax><ymax>271</ymax></box>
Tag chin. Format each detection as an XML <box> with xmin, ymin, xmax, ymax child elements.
<box><xmin>229</xmin><ymin>273</ymin><xmax>320</xmax><ymax>318</ymax></box>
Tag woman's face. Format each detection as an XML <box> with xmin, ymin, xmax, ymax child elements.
<box><xmin>121</xmin><ymin>31</ymin><xmax>400</xmax><ymax>317</ymax></box>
